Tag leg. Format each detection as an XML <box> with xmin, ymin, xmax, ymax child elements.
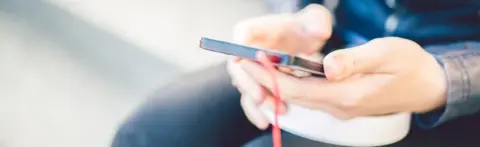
<box><xmin>111</xmin><ymin>62</ymin><xmax>264</xmax><ymax>147</ymax></box>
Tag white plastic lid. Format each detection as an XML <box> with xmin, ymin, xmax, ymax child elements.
<box><xmin>261</xmin><ymin>104</ymin><xmax>411</xmax><ymax>147</ymax></box>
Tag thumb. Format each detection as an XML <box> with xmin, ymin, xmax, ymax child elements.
<box><xmin>323</xmin><ymin>40</ymin><xmax>389</xmax><ymax>80</ymax></box>
<box><xmin>296</xmin><ymin>4</ymin><xmax>332</xmax><ymax>40</ymax></box>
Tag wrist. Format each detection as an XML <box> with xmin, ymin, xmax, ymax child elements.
<box><xmin>413</xmin><ymin>53</ymin><xmax>448</xmax><ymax>129</ymax></box>
<box><xmin>419</xmin><ymin>53</ymin><xmax>448</xmax><ymax>113</ymax></box>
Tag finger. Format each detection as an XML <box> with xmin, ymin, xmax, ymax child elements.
<box><xmin>232</xmin><ymin>14</ymin><xmax>292</xmax><ymax>44</ymax></box>
<box><xmin>239</xmin><ymin>59</ymin><xmax>307</xmax><ymax>100</ymax></box>
<box><xmin>241</xmin><ymin>95</ymin><xmax>270</xmax><ymax>130</ymax></box>
<box><xmin>233</xmin><ymin>13</ymin><xmax>328</xmax><ymax>54</ymax></box>
<box><xmin>294</xmin><ymin>4</ymin><xmax>333</xmax><ymax>54</ymax></box>
<box><xmin>242</xmin><ymin>53</ymin><xmax>358</xmax><ymax>103</ymax></box>
<box><xmin>227</xmin><ymin>60</ymin><xmax>265</xmax><ymax>103</ymax></box>
<box><xmin>296</xmin><ymin>4</ymin><xmax>332</xmax><ymax>40</ymax></box>
<box><xmin>323</xmin><ymin>39</ymin><xmax>390</xmax><ymax>80</ymax></box>
<box><xmin>239</xmin><ymin>86</ymin><xmax>272</xmax><ymax>106</ymax></box>
<box><xmin>260</xmin><ymin>95</ymin><xmax>287</xmax><ymax>115</ymax></box>
<box><xmin>241</xmin><ymin>16</ymin><xmax>299</xmax><ymax>54</ymax></box>
<box><xmin>244</xmin><ymin>52</ymin><xmax>348</xmax><ymax>101</ymax></box>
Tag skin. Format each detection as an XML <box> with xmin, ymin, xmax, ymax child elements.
<box><xmin>228</xmin><ymin>4</ymin><xmax>447</xmax><ymax>130</ymax></box>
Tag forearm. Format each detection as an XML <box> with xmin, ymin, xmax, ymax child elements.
<box><xmin>416</xmin><ymin>41</ymin><xmax>480</xmax><ymax>128</ymax></box>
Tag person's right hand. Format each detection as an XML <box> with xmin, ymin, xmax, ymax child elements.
<box><xmin>227</xmin><ymin>4</ymin><xmax>333</xmax><ymax>130</ymax></box>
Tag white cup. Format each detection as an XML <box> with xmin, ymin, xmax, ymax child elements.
<box><xmin>261</xmin><ymin>104</ymin><xmax>411</xmax><ymax>147</ymax></box>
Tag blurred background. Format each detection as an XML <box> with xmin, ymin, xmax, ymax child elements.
<box><xmin>0</xmin><ymin>0</ymin><xmax>269</xmax><ymax>147</ymax></box>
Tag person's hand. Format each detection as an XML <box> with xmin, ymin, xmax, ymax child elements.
<box><xmin>227</xmin><ymin>4</ymin><xmax>333</xmax><ymax>129</ymax></box>
<box><xmin>232</xmin><ymin>4</ymin><xmax>332</xmax><ymax>55</ymax></box>
<box><xmin>239</xmin><ymin>37</ymin><xmax>448</xmax><ymax>120</ymax></box>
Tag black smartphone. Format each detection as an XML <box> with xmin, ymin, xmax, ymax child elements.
<box><xmin>199</xmin><ymin>37</ymin><xmax>325</xmax><ymax>77</ymax></box>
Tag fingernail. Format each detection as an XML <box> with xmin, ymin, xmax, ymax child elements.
<box><xmin>325</xmin><ymin>63</ymin><xmax>338</xmax><ymax>76</ymax></box>
<box><xmin>324</xmin><ymin>57</ymin><xmax>343</xmax><ymax>79</ymax></box>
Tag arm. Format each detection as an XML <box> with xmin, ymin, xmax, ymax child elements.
<box><xmin>416</xmin><ymin>42</ymin><xmax>480</xmax><ymax>128</ymax></box>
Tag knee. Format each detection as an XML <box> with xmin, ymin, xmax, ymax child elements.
<box><xmin>111</xmin><ymin>120</ymin><xmax>152</xmax><ymax>147</ymax></box>
<box><xmin>110</xmin><ymin>96</ymin><xmax>192</xmax><ymax>147</ymax></box>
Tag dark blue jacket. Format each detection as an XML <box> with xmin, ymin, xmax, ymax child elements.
<box><xmin>267</xmin><ymin>0</ymin><xmax>480</xmax><ymax>129</ymax></box>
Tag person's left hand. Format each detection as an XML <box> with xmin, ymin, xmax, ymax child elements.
<box><xmin>239</xmin><ymin>37</ymin><xmax>448</xmax><ymax>119</ymax></box>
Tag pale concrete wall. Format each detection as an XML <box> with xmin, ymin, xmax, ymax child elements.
<box><xmin>0</xmin><ymin>0</ymin><xmax>266</xmax><ymax>147</ymax></box>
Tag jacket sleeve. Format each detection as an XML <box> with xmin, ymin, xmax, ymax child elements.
<box><xmin>415</xmin><ymin>41</ymin><xmax>480</xmax><ymax>129</ymax></box>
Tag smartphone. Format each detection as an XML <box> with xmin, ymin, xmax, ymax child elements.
<box><xmin>199</xmin><ymin>37</ymin><xmax>325</xmax><ymax>77</ymax></box>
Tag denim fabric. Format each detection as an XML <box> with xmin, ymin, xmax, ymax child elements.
<box><xmin>416</xmin><ymin>42</ymin><xmax>480</xmax><ymax>128</ymax></box>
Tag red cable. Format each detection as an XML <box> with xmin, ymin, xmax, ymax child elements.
<box><xmin>257</xmin><ymin>52</ymin><xmax>282</xmax><ymax>147</ymax></box>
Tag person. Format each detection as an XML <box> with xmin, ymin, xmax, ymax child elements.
<box><xmin>111</xmin><ymin>1</ymin><xmax>480</xmax><ymax>147</ymax></box>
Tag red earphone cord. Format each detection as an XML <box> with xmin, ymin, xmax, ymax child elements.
<box><xmin>258</xmin><ymin>52</ymin><xmax>282</xmax><ymax>147</ymax></box>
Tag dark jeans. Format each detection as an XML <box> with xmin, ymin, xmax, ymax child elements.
<box><xmin>111</xmin><ymin>62</ymin><xmax>480</xmax><ymax>147</ymax></box>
